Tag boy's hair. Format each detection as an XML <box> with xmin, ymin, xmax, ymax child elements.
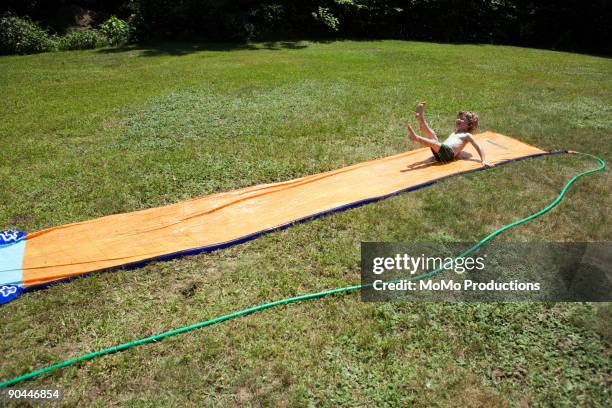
<box><xmin>458</xmin><ymin>111</ymin><xmax>479</xmax><ymax>133</ymax></box>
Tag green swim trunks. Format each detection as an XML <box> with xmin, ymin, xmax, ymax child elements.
<box><xmin>431</xmin><ymin>144</ymin><xmax>455</xmax><ymax>163</ymax></box>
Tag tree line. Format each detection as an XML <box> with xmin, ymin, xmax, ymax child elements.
<box><xmin>2</xmin><ymin>0</ymin><xmax>610</xmax><ymax>54</ymax></box>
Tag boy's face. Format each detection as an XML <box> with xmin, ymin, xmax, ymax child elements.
<box><xmin>455</xmin><ymin>114</ymin><xmax>469</xmax><ymax>132</ymax></box>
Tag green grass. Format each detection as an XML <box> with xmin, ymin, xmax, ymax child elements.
<box><xmin>1</xmin><ymin>40</ymin><xmax>611</xmax><ymax>406</ymax></box>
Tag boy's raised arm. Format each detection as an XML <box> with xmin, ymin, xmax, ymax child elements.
<box><xmin>467</xmin><ymin>135</ymin><xmax>490</xmax><ymax>167</ymax></box>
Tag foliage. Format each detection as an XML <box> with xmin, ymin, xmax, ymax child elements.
<box><xmin>57</xmin><ymin>29</ymin><xmax>107</xmax><ymax>51</ymax></box>
<box><xmin>0</xmin><ymin>13</ymin><xmax>56</xmax><ymax>55</ymax></box>
<box><xmin>126</xmin><ymin>0</ymin><xmax>259</xmax><ymax>41</ymax></box>
<box><xmin>99</xmin><ymin>15</ymin><xmax>130</xmax><ymax>45</ymax></box>
<box><xmin>0</xmin><ymin>13</ymin><xmax>110</xmax><ymax>55</ymax></box>
<box><xmin>120</xmin><ymin>0</ymin><xmax>610</xmax><ymax>53</ymax></box>
<box><xmin>312</xmin><ymin>6</ymin><xmax>340</xmax><ymax>32</ymax></box>
<box><xmin>1</xmin><ymin>1</ymin><xmax>611</xmax><ymax>54</ymax></box>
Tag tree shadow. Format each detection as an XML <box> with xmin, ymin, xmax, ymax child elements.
<box><xmin>96</xmin><ymin>40</ymin><xmax>310</xmax><ymax>57</ymax></box>
<box><xmin>95</xmin><ymin>37</ymin><xmax>610</xmax><ymax>59</ymax></box>
<box><xmin>260</xmin><ymin>41</ymin><xmax>309</xmax><ymax>50</ymax></box>
<box><xmin>386</xmin><ymin>37</ymin><xmax>612</xmax><ymax>59</ymax></box>
<box><xmin>97</xmin><ymin>37</ymin><xmax>610</xmax><ymax>58</ymax></box>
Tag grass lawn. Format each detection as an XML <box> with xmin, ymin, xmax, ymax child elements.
<box><xmin>0</xmin><ymin>40</ymin><xmax>610</xmax><ymax>406</ymax></box>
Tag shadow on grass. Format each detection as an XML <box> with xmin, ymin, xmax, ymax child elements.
<box><xmin>96</xmin><ymin>37</ymin><xmax>610</xmax><ymax>59</ymax></box>
<box><xmin>96</xmin><ymin>40</ymin><xmax>313</xmax><ymax>57</ymax></box>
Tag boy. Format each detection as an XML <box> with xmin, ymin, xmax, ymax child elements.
<box><xmin>406</xmin><ymin>101</ymin><xmax>489</xmax><ymax>167</ymax></box>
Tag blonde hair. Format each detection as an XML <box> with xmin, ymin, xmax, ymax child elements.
<box><xmin>458</xmin><ymin>111</ymin><xmax>479</xmax><ymax>133</ymax></box>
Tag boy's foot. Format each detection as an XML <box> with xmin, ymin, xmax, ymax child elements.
<box><xmin>405</xmin><ymin>124</ymin><xmax>418</xmax><ymax>142</ymax></box>
<box><xmin>415</xmin><ymin>101</ymin><xmax>426</xmax><ymax>117</ymax></box>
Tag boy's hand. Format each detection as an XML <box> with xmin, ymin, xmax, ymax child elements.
<box><xmin>415</xmin><ymin>101</ymin><xmax>426</xmax><ymax>117</ymax></box>
<box><xmin>482</xmin><ymin>161</ymin><xmax>491</xmax><ymax>168</ymax></box>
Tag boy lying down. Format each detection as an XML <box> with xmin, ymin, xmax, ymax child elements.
<box><xmin>406</xmin><ymin>101</ymin><xmax>490</xmax><ymax>167</ymax></box>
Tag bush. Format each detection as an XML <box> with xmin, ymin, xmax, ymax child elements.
<box><xmin>0</xmin><ymin>13</ymin><xmax>56</xmax><ymax>55</ymax></box>
<box><xmin>99</xmin><ymin>16</ymin><xmax>130</xmax><ymax>46</ymax></box>
<box><xmin>127</xmin><ymin>0</ymin><xmax>262</xmax><ymax>42</ymax></box>
<box><xmin>312</xmin><ymin>6</ymin><xmax>339</xmax><ymax>32</ymax></box>
<box><xmin>58</xmin><ymin>30</ymin><xmax>107</xmax><ymax>51</ymax></box>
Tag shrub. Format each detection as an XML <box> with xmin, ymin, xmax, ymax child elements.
<box><xmin>0</xmin><ymin>13</ymin><xmax>56</xmax><ymax>55</ymax></box>
<box><xmin>58</xmin><ymin>30</ymin><xmax>107</xmax><ymax>51</ymax></box>
<box><xmin>99</xmin><ymin>16</ymin><xmax>130</xmax><ymax>45</ymax></box>
<box><xmin>312</xmin><ymin>6</ymin><xmax>339</xmax><ymax>32</ymax></box>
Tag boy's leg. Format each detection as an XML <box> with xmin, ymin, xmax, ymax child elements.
<box><xmin>412</xmin><ymin>134</ymin><xmax>442</xmax><ymax>152</ymax></box>
<box><xmin>406</xmin><ymin>125</ymin><xmax>442</xmax><ymax>152</ymax></box>
<box><xmin>418</xmin><ymin>122</ymin><xmax>438</xmax><ymax>141</ymax></box>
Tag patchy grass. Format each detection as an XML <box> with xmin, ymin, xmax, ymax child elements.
<box><xmin>0</xmin><ymin>40</ymin><xmax>610</xmax><ymax>406</ymax></box>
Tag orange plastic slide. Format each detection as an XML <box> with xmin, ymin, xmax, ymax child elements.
<box><xmin>0</xmin><ymin>131</ymin><xmax>547</xmax><ymax>303</ymax></box>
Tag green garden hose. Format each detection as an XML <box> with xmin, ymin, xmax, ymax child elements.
<box><xmin>0</xmin><ymin>151</ymin><xmax>605</xmax><ymax>388</ymax></box>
